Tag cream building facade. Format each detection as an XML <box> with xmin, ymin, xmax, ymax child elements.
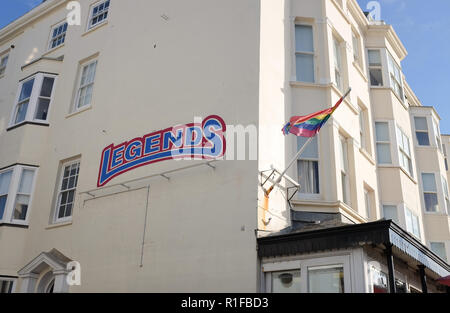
<box><xmin>0</xmin><ymin>0</ymin><xmax>449</xmax><ymax>293</ymax></box>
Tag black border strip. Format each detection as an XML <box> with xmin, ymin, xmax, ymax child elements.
<box><xmin>6</xmin><ymin>121</ymin><xmax>50</xmax><ymax>132</ymax></box>
<box><xmin>0</xmin><ymin>163</ymin><xmax>40</xmax><ymax>171</ymax></box>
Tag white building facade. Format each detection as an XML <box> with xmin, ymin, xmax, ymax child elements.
<box><xmin>0</xmin><ymin>0</ymin><xmax>449</xmax><ymax>293</ymax></box>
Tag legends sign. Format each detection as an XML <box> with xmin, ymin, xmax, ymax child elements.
<box><xmin>97</xmin><ymin>115</ymin><xmax>226</xmax><ymax>187</ymax></box>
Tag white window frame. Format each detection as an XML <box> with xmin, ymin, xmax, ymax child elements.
<box><xmin>430</xmin><ymin>242</ymin><xmax>447</xmax><ymax>262</ymax></box>
<box><xmin>404</xmin><ymin>207</ymin><xmax>421</xmax><ymax>239</ymax></box>
<box><xmin>339</xmin><ymin>134</ymin><xmax>350</xmax><ymax>206</ymax></box>
<box><xmin>421</xmin><ymin>173</ymin><xmax>439</xmax><ymax>213</ymax></box>
<box><xmin>442</xmin><ymin>176</ymin><xmax>450</xmax><ymax>215</ymax></box>
<box><xmin>396</xmin><ymin>125</ymin><xmax>413</xmax><ymax>177</ymax></box>
<box><xmin>9</xmin><ymin>73</ymin><xmax>57</xmax><ymax>128</ymax></box>
<box><xmin>48</xmin><ymin>20</ymin><xmax>68</xmax><ymax>50</ymax></box>
<box><xmin>0</xmin><ymin>52</ymin><xmax>9</xmax><ymax>77</ymax></box>
<box><xmin>382</xmin><ymin>204</ymin><xmax>398</xmax><ymax>224</ymax></box>
<box><xmin>53</xmin><ymin>159</ymin><xmax>81</xmax><ymax>224</ymax></box>
<box><xmin>352</xmin><ymin>30</ymin><xmax>361</xmax><ymax>67</ymax></box>
<box><xmin>433</xmin><ymin>120</ymin><xmax>442</xmax><ymax>151</ymax></box>
<box><xmin>0</xmin><ymin>277</ymin><xmax>17</xmax><ymax>293</ymax></box>
<box><xmin>333</xmin><ymin>36</ymin><xmax>343</xmax><ymax>91</ymax></box>
<box><xmin>387</xmin><ymin>51</ymin><xmax>404</xmax><ymax>101</ymax></box>
<box><xmin>0</xmin><ymin>165</ymin><xmax>38</xmax><ymax>226</ymax></box>
<box><xmin>87</xmin><ymin>0</ymin><xmax>110</xmax><ymax>31</ymax></box>
<box><xmin>297</xmin><ymin>136</ymin><xmax>320</xmax><ymax>199</ymax></box>
<box><xmin>73</xmin><ymin>59</ymin><xmax>98</xmax><ymax>112</ymax></box>
<box><xmin>263</xmin><ymin>255</ymin><xmax>352</xmax><ymax>293</ymax></box>
<box><xmin>367</xmin><ymin>49</ymin><xmax>384</xmax><ymax>87</ymax></box>
<box><xmin>364</xmin><ymin>187</ymin><xmax>372</xmax><ymax>220</ymax></box>
<box><xmin>294</xmin><ymin>23</ymin><xmax>315</xmax><ymax>83</ymax></box>
<box><xmin>414</xmin><ymin>116</ymin><xmax>430</xmax><ymax>147</ymax></box>
<box><xmin>375</xmin><ymin>121</ymin><xmax>392</xmax><ymax>165</ymax></box>
<box><xmin>358</xmin><ymin>105</ymin><xmax>369</xmax><ymax>152</ymax></box>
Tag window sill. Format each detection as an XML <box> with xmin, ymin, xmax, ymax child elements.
<box><xmin>46</xmin><ymin>221</ymin><xmax>73</xmax><ymax>230</ymax></box>
<box><xmin>290</xmin><ymin>81</ymin><xmax>332</xmax><ymax>89</ymax></box>
<box><xmin>82</xmin><ymin>21</ymin><xmax>108</xmax><ymax>37</ymax></box>
<box><xmin>359</xmin><ymin>148</ymin><xmax>375</xmax><ymax>165</ymax></box>
<box><xmin>42</xmin><ymin>43</ymin><xmax>65</xmax><ymax>57</ymax></box>
<box><xmin>0</xmin><ymin>223</ymin><xmax>29</xmax><ymax>229</ymax></box>
<box><xmin>66</xmin><ymin>105</ymin><xmax>92</xmax><ymax>118</ymax></box>
<box><xmin>6</xmin><ymin>121</ymin><xmax>50</xmax><ymax>132</ymax></box>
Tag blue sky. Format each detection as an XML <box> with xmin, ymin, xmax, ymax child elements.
<box><xmin>1</xmin><ymin>0</ymin><xmax>449</xmax><ymax>132</ymax></box>
<box><xmin>357</xmin><ymin>0</ymin><xmax>449</xmax><ymax>133</ymax></box>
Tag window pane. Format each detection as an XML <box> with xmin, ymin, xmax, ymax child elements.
<box><xmin>0</xmin><ymin>170</ymin><xmax>12</xmax><ymax>195</ymax></box>
<box><xmin>298</xmin><ymin>160</ymin><xmax>319</xmax><ymax>194</ymax></box>
<box><xmin>308</xmin><ymin>266</ymin><xmax>344</xmax><ymax>293</ymax></box>
<box><xmin>371</xmin><ymin>268</ymin><xmax>388</xmax><ymax>293</ymax></box>
<box><xmin>414</xmin><ymin>117</ymin><xmax>428</xmax><ymax>131</ymax></box>
<box><xmin>35</xmin><ymin>98</ymin><xmax>50</xmax><ymax>120</ymax></box>
<box><xmin>295</xmin><ymin>25</ymin><xmax>313</xmax><ymax>52</ymax></box>
<box><xmin>405</xmin><ymin>208</ymin><xmax>413</xmax><ymax>232</ymax></box>
<box><xmin>13</xmin><ymin>194</ymin><xmax>30</xmax><ymax>220</ymax></box>
<box><xmin>422</xmin><ymin>173</ymin><xmax>437</xmax><ymax>192</ymax></box>
<box><xmin>298</xmin><ymin>136</ymin><xmax>318</xmax><ymax>159</ymax></box>
<box><xmin>272</xmin><ymin>270</ymin><xmax>301</xmax><ymax>293</ymax></box>
<box><xmin>368</xmin><ymin>50</ymin><xmax>381</xmax><ymax>66</ymax></box>
<box><xmin>0</xmin><ymin>195</ymin><xmax>7</xmax><ymax>220</ymax></box>
<box><xmin>296</xmin><ymin>54</ymin><xmax>314</xmax><ymax>83</ymax></box>
<box><xmin>15</xmin><ymin>100</ymin><xmax>29</xmax><ymax>124</ymax></box>
<box><xmin>416</xmin><ymin>132</ymin><xmax>430</xmax><ymax>146</ymax></box>
<box><xmin>430</xmin><ymin>242</ymin><xmax>447</xmax><ymax>261</ymax></box>
<box><xmin>375</xmin><ymin>122</ymin><xmax>390</xmax><ymax>141</ymax></box>
<box><xmin>376</xmin><ymin>143</ymin><xmax>391</xmax><ymax>164</ymax></box>
<box><xmin>40</xmin><ymin>77</ymin><xmax>55</xmax><ymax>97</ymax></box>
<box><xmin>18</xmin><ymin>170</ymin><xmax>34</xmax><ymax>194</ymax></box>
<box><xmin>370</xmin><ymin>69</ymin><xmax>383</xmax><ymax>86</ymax></box>
<box><xmin>424</xmin><ymin>193</ymin><xmax>438</xmax><ymax>212</ymax></box>
<box><xmin>383</xmin><ymin>205</ymin><xmax>398</xmax><ymax>223</ymax></box>
<box><xmin>19</xmin><ymin>79</ymin><xmax>35</xmax><ymax>101</ymax></box>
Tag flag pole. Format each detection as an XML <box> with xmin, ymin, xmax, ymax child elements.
<box><xmin>264</xmin><ymin>136</ymin><xmax>314</xmax><ymax>196</ymax></box>
<box><xmin>264</xmin><ymin>88</ymin><xmax>352</xmax><ymax>197</ymax></box>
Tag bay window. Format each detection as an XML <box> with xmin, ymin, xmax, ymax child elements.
<box><xmin>383</xmin><ymin>205</ymin><xmax>398</xmax><ymax>223</ymax></box>
<box><xmin>442</xmin><ymin>176</ymin><xmax>449</xmax><ymax>214</ymax></box>
<box><xmin>422</xmin><ymin>173</ymin><xmax>438</xmax><ymax>212</ymax></box>
<box><xmin>339</xmin><ymin>135</ymin><xmax>350</xmax><ymax>205</ymax></box>
<box><xmin>295</xmin><ymin>24</ymin><xmax>315</xmax><ymax>83</ymax></box>
<box><xmin>430</xmin><ymin>242</ymin><xmax>447</xmax><ymax>261</ymax></box>
<box><xmin>297</xmin><ymin>136</ymin><xmax>319</xmax><ymax>195</ymax></box>
<box><xmin>9</xmin><ymin>73</ymin><xmax>56</xmax><ymax>128</ymax></box>
<box><xmin>396</xmin><ymin>126</ymin><xmax>413</xmax><ymax>176</ymax></box>
<box><xmin>387</xmin><ymin>52</ymin><xmax>404</xmax><ymax>100</ymax></box>
<box><xmin>271</xmin><ymin>270</ymin><xmax>302</xmax><ymax>293</ymax></box>
<box><xmin>0</xmin><ymin>165</ymin><xmax>37</xmax><ymax>225</ymax></box>
<box><xmin>405</xmin><ymin>207</ymin><xmax>421</xmax><ymax>239</ymax></box>
<box><xmin>308</xmin><ymin>265</ymin><xmax>345</xmax><ymax>293</ymax></box>
<box><xmin>414</xmin><ymin>117</ymin><xmax>430</xmax><ymax>146</ymax></box>
<box><xmin>368</xmin><ymin>49</ymin><xmax>383</xmax><ymax>86</ymax></box>
<box><xmin>375</xmin><ymin>122</ymin><xmax>392</xmax><ymax>164</ymax></box>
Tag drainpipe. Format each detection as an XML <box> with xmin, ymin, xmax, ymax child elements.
<box><xmin>385</xmin><ymin>243</ymin><xmax>396</xmax><ymax>293</ymax></box>
<box><xmin>418</xmin><ymin>265</ymin><xmax>428</xmax><ymax>294</ymax></box>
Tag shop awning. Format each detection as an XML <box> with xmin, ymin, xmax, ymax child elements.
<box><xmin>257</xmin><ymin>220</ymin><xmax>450</xmax><ymax>278</ymax></box>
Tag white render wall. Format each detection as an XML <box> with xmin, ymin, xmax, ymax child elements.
<box><xmin>0</xmin><ymin>0</ymin><xmax>261</xmax><ymax>292</ymax></box>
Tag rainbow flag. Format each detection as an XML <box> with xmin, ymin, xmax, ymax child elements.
<box><xmin>282</xmin><ymin>89</ymin><xmax>351</xmax><ymax>137</ymax></box>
